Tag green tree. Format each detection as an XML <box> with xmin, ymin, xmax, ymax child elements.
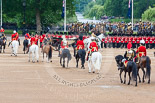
<box><xmin>142</xmin><ymin>7</ymin><xmax>155</xmax><ymax>22</ymax></box>
<box><xmin>3</xmin><ymin>0</ymin><xmax>76</xmax><ymax>32</ymax></box>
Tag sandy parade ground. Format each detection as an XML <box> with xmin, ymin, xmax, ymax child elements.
<box><xmin>0</xmin><ymin>39</ymin><xmax>155</xmax><ymax>103</ymax></box>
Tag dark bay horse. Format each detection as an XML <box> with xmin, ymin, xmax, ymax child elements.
<box><xmin>23</xmin><ymin>39</ymin><xmax>30</xmax><ymax>54</ymax></box>
<box><xmin>42</xmin><ymin>45</ymin><xmax>54</xmax><ymax>62</ymax></box>
<box><xmin>115</xmin><ymin>55</ymin><xmax>137</xmax><ymax>86</ymax></box>
<box><xmin>0</xmin><ymin>36</ymin><xmax>7</xmax><ymax>53</ymax></box>
<box><xmin>136</xmin><ymin>56</ymin><xmax>151</xmax><ymax>84</ymax></box>
<box><xmin>60</xmin><ymin>49</ymin><xmax>72</xmax><ymax>68</ymax></box>
<box><xmin>75</xmin><ymin>49</ymin><xmax>86</xmax><ymax>69</ymax></box>
<box><xmin>130</xmin><ymin>50</ymin><xmax>151</xmax><ymax>84</ymax></box>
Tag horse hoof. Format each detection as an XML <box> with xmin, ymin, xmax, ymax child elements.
<box><xmin>11</xmin><ymin>55</ymin><xmax>12</xmax><ymax>56</ymax></box>
<box><xmin>92</xmin><ymin>71</ymin><xmax>95</xmax><ymax>73</ymax></box>
<box><xmin>128</xmin><ymin>83</ymin><xmax>130</xmax><ymax>85</ymax></box>
<box><xmin>37</xmin><ymin>60</ymin><xmax>39</xmax><ymax>62</ymax></box>
<box><xmin>50</xmin><ymin>61</ymin><xmax>52</xmax><ymax>62</ymax></box>
<box><xmin>139</xmin><ymin>81</ymin><xmax>141</xmax><ymax>83</ymax></box>
<box><xmin>148</xmin><ymin>80</ymin><xmax>150</xmax><ymax>84</ymax></box>
<box><xmin>121</xmin><ymin>81</ymin><xmax>123</xmax><ymax>83</ymax></box>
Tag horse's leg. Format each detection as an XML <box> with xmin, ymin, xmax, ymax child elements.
<box><xmin>23</xmin><ymin>46</ymin><xmax>25</xmax><ymax>54</ymax></box>
<box><xmin>88</xmin><ymin>60</ymin><xmax>91</xmax><ymax>73</ymax></box>
<box><xmin>3</xmin><ymin>44</ymin><xmax>5</xmax><ymax>53</ymax></box>
<box><xmin>60</xmin><ymin>56</ymin><xmax>63</xmax><ymax>67</ymax></box>
<box><xmin>32</xmin><ymin>51</ymin><xmax>34</xmax><ymax>63</ymax></box>
<box><xmin>42</xmin><ymin>52</ymin><xmax>44</xmax><ymax>62</ymax></box>
<box><xmin>0</xmin><ymin>45</ymin><xmax>2</xmax><ymax>53</ymax></box>
<box><xmin>141</xmin><ymin>67</ymin><xmax>145</xmax><ymax>83</ymax></box>
<box><xmin>124</xmin><ymin>72</ymin><xmax>126</xmax><ymax>84</ymax></box>
<box><xmin>120</xmin><ymin>70</ymin><xmax>123</xmax><ymax>83</ymax></box>
<box><xmin>67</xmin><ymin>57</ymin><xmax>69</xmax><ymax>68</ymax></box>
<box><xmin>76</xmin><ymin>57</ymin><xmax>79</xmax><ymax>68</ymax></box>
<box><xmin>63</xmin><ymin>58</ymin><xmax>65</xmax><ymax>68</ymax></box>
<box><xmin>137</xmin><ymin>68</ymin><xmax>141</xmax><ymax>83</ymax></box>
<box><xmin>28</xmin><ymin>51</ymin><xmax>30</xmax><ymax>62</ymax></box>
<box><xmin>128</xmin><ymin>72</ymin><xmax>131</xmax><ymax>85</ymax></box>
<box><xmin>36</xmin><ymin>48</ymin><xmax>39</xmax><ymax>62</ymax></box>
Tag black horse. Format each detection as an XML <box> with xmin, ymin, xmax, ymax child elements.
<box><xmin>60</xmin><ymin>49</ymin><xmax>72</xmax><ymax>68</ymax></box>
<box><xmin>0</xmin><ymin>36</ymin><xmax>7</xmax><ymax>53</ymax></box>
<box><xmin>115</xmin><ymin>55</ymin><xmax>137</xmax><ymax>86</ymax></box>
<box><xmin>75</xmin><ymin>49</ymin><xmax>86</xmax><ymax>69</ymax></box>
<box><xmin>23</xmin><ymin>39</ymin><xmax>29</xmax><ymax>54</ymax></box>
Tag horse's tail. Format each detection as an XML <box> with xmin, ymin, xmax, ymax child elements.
<box><xmin>131</xmin><ymin>62</ymin><xmax>137</xmax><ymax>81</ymax></box>
<box><xmin>146</xmin><ymin>56</ymin><xmax>151</xmax><ymax>78</ymax></box>
<box><xmin>48</xmin><ymin>46</ymin><xmax>52</xmax><ymax>59</ymax></box>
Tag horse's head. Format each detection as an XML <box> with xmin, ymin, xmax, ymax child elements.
<box><xmin>115</xmin><ymin>55</ymin><xmax>124</xmax><ymax>70</ymax></box>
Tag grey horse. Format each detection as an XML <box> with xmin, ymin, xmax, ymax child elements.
<box><xmin>60</xmin><ymin>49</ymin><xmax>72</xmax><ymax>68</ymax></box>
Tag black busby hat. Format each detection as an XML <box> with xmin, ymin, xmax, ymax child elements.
<box><xmin>79</xmin><ymin>35</ymin><xmax>83</xmax><ymax>40</ymax></box>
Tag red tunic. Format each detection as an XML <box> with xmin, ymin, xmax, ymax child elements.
<box><xmin>11</xmin><ymin>34</ymin><xmax>17</xmax><ymax>41</ymax></box>
<box><xmin>15</xmin><ymin>32</ymin><xmax>19</xmax><ymax>40</ymax></box>
<box><xmin>136</xmin><ymin>46</ymin><xmax>147</xmax><ymax>57</ymax></box>
<box><xmin>76</xmin><ymin>40</ymin><xmax>84</xmax><ymax>50</ymax></box>
<box><xmin>89</xmin><ymin>41</ymin><xmax>98</xmax><ymax>52</ymax></box>
<box><xmin>31</xmin><ymin>37</ymin><xmax>37</xmax><ymax>45</ymax></box>
<box><xmin>25</xmin><ymin>33</ymin><xmax>31</xmax><ymax>39</ymax></box>
<box><xmin>60</xmin><ymin>41</ymin><xmax>68</xmax><ymax>49</ymax></box>
<box><xmin>40</xmin><ymin>35</ymin><xmax>44</xmax><ymax>43</ymax></box>
<box><xmin>0</xmin><ymin>28</ymin><xmax>4</xmax><ymax>32</ymax></box>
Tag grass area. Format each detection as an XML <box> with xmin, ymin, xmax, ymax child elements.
<box><xmin>4</xmin><ymin>30</ymin><xmax>22</xmax><ymax>35</ymax></box>
<box><xmin>4</xmin><ymin>29</ymin><xmax>36</xmax><ymax>36</ymax></box>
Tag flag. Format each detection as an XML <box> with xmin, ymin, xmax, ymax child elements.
<box><xmin>61</xmin><ymin>0</ymin><xmax>65</xmax><ymax>18</ymax></box>
<box><xmin>127</xmin><ymin>0</ymin><xmax>132</xmax><ymax>18</ymax></box>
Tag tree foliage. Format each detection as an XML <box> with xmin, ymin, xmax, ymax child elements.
<box><xmin>81</xmin><ymin>0</ymin><xmax>155</xmax><ymax>19</ymax></box>
<box><xmin>3</xmin><ymin>0</ymin><xmax>76</xmax><ymax>31</ymax></box>
<box><xmin>142</xmin><ymin>7</ymin><xmax>155</xmax><ymax>22</ymax></box>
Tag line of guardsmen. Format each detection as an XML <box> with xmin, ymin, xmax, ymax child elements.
<box><xmin>102</xmin><ymin>35</ymin><xmax>155</xmax><ymax>49</ymax></box>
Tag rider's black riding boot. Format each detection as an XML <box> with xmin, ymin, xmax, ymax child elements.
<box><xmin>74</xmin><ymin>48</ymin><xmax>76</xmax><ymax>57</ymax></box>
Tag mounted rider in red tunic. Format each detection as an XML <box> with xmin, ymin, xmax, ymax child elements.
<box><xmin>58</xmin><ymin>35</ymin><xmax>69</xmax><ymax>57</ymax></box>
<box><xmin>123</xmin><ymin>42</ymin><xmax>134</xmax><ymax>67</ymax></box>
<box><xmin>86</xmin><ymin>36</ymin><xmax>98</xmax><ymax>61</ymax></box>
<box><xmin>76</xmin><ymin>35</ymin><xmax>84</xmax><ymax>50</ymax></box>
<box><xmin>134</xmin><ymin>39</ymin><xmax>147</xmax><ymax>63</ymax></box>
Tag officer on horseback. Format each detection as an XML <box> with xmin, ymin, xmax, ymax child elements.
<box><xmin>58</xmin><ymin>35</ymin><xmax>68</xmax><ymax>57</ymax></box>
<box><xmin>123</xmin><ymin>42</ymin><xmax>134</xmax><ymax>67</ymax></box>
<box><xmin>134</xmin><ymin>39</ymin><xmax>146</xmax><ymax>63</ymax></box>
<box><xmin>86</xmin><ymin>36</ymin><xmax>98</xmax><ymax>61</ymax></box>
<box><xmin>76</xmin><ymin>35</ymin><xmax>84</xmax><ymax>50</ymax></box>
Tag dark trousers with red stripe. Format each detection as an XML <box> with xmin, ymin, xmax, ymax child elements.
<box><xmin>124</xmin><ymin>43</ymin><xmax>127</xmax><ymax>48</ymax></box>
<box><xmin>112</xmin><ymin>43</ymin><xmax>116</xmax><ymax>48</ymax></box>
<box><xmin>150</xmin><ymin>43</ymin><xmax>153</xmax><ymax>49</ymax></box>
<box><xmin>132</xmin><ymin>43</ymin><xmax>136</xmax><ymax>49</ymax></box>
<box><xmin>146</xmin><ymin>44</ymin><xmax>149</xmax><ymax>49</ymax></box>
